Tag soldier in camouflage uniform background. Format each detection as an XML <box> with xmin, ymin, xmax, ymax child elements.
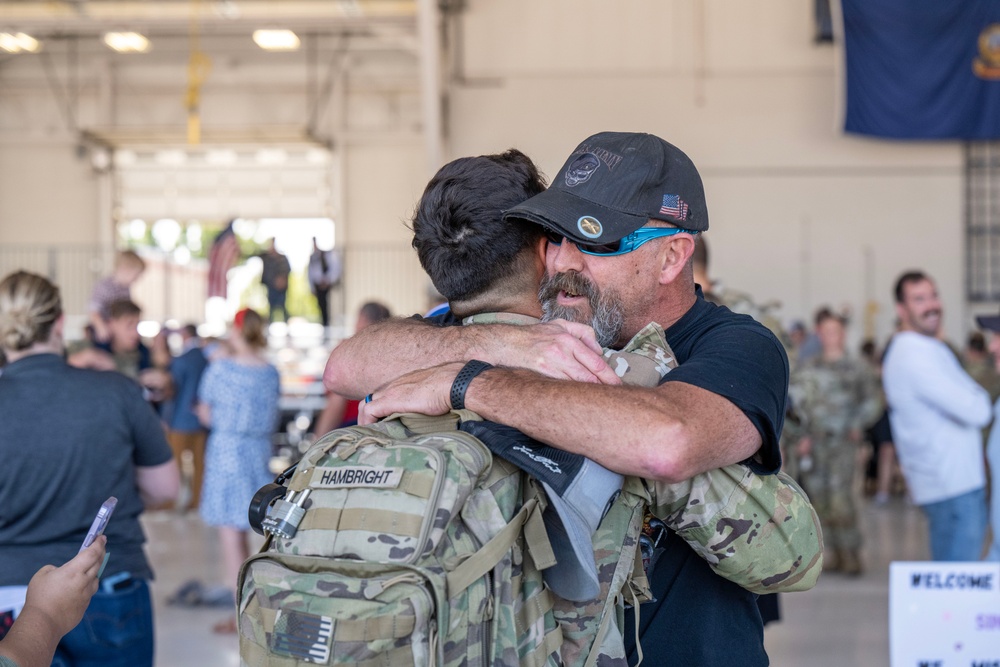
<box><xmin>792</xmin><ymin>308</ymin><xmax>882</xmax><ymax>575</ymax></box>
<box><xmin>693</xmin><ymin>238</ymin><xmax>808</xmax><ymax>483</ymax></box>
<box><xmin>962</xmin><ymin>332</ymin><xmax>1000</xmax><ymax>450</ymax></box>
<box><xmin>963</xmin><ymin>332</ymin><xmax>1000</xmax><ymax>404</ymax></box>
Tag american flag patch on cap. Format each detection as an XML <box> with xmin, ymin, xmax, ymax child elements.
<box><xmin>659</xmin><ymin>194</ymin><xmax>689</xmax><ymax>221</ymax></box>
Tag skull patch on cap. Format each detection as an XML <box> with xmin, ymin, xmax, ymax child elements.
<box><xmin>564</xmin><ymin>153</ymin><xmax>600</xmax><ymax>187</ymax></box>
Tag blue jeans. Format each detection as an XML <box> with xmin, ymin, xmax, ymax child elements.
<box><xmin>920</xmin><ymin>487</ymin><xmax>988</xmax><ymax>561</ymax></box>
<box><xmin>51</xmin><ymin>578</ymin><xmax>153</xmax><ymax>667</ymax></box>
<box><xmin>267</xmin><ymin>287</ymin><xmax>287</xmax><ymax>323</ymax></box>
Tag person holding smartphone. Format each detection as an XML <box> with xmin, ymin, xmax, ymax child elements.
<box><xmin>0</xmin><ymin>271</ymin><xmax>179</xmax><ymax>667</ymax></box>
<box><xmin>0</xmin><ymin>538</ymin><xmax>106</xmax><ymax>667</ymax></box>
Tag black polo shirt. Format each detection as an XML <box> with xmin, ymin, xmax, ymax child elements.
<box><xmin>0</xmin><ymin>354</ymin><xmax>173</xmax><ymax>584</ymax></box>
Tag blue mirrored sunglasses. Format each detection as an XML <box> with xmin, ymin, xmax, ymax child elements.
<box><xmin>545</xmin><ymin>226</ymin><xmax>699</xmax><ymax>257</ymax></box>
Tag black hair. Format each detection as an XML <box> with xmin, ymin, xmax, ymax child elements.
<box><xmin>411</xmin><ymin>149</ymin><xmax>547</xmax><ymax>304</ymax></box>
<box><xmin>814</xmin><ymin>306</ymin><xmax>838</xmax><ymax>328</ymax></box>
<box><xmin>894</xmin><ymin>270</ymin><xmax>929</xmax><ymax>304</ymax></box>
<box><xmin>108</xmin><ymin>299</ymin><xmax>141</xmax><ymax>320</ymax></box>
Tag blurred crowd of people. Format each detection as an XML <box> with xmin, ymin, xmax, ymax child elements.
<box><xmin>696</xmin><ymin>240</ymin><xmax>1000</xmax><ymax>576</ymax></box>
<box><xmin>0</xmin><ymin>250</ymin><xmax>389</xmax><ymax>663</ymax></box>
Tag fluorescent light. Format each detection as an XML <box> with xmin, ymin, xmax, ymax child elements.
<box><xmin>103</xmin><ymin>32</ymin><xmax>150</xmax><ymax>53</ymax></box>
<box><xmin>155</xmin><ymin>150</ymin><xmax>187</xmax><ymax>167</ymax></box>
<box><xmin>253</xmin><ymin>29</ymin><xmax>300</xmax><ymax>51</ymax></box>
<box><xmin>0</xmin><ymin>32</ymin><xmax>40</xmax><ymax>53</ymax></box>
<box><xmin>255</xmin><ymin>148</ymin><xmax>287</xmax><ymax>165</ymax></box>
<box><xmin>206</xmin><ymin>149</ymin><xmax>239</xmax><ymax>166</ymax></box>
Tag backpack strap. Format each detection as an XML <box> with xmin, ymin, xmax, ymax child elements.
<box><xmin>627</xmin><ymin>536</ymin><xmax>653</xmax><ymax>606</ymax></box>
<box><xmin>445</xmin><ymin>494</ymin><xmax>555</xmax><ymax>596</ymax></box>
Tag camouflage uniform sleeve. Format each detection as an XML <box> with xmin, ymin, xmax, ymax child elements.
<box><xmin>604</xmin><ymin>322</ymin><xmax>678</xmax><ymax>384</ymax></box>
<box><xmin>612</xmin><ymin>323</ymin><xmax>823</xmax><ymax>593</ymax></box>
<box><xmin>647</xmin><ymin>466</ymin><xmax>824</xmax><ymax>593</ymax></box>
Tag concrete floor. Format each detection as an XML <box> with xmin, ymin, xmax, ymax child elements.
<box><xmin>145</xmin><ymin>495</ymin><xmax>929</xmax><ymax>666</ymax></box>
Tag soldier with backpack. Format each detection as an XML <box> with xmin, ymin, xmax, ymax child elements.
<box><xmin>331</xmin><ymin>132</ymin><xmax>799</xmax><ymax>665</ymax></box>
<box><xmin>403</xmin><ymin>148</ymin><xmax>820</xmax><ymax>664</ymax></box>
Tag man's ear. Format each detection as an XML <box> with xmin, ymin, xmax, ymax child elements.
<box><xmin>535</xmin><ymin>234</ymin><xmax>548</xmax><ymax>263</ymax></box>
<box><xmin>894</xmin><ymin>302</ymin><xmax>907</xmax><ymax>327</ymax></box>
<box><xmin>657</xmin><ymin>235</ymin><xmax>697</xmax><ymax>286</ymax></box>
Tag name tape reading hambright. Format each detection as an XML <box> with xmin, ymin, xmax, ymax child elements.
<box><xmin>311</xmin><ymin>466</ymin><xmax>404</xmax><ymax>489</ymax></box>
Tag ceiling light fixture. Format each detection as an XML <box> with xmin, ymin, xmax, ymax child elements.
<box><xmin>0</xmin><ymin>32</ymin><xmax>40</xmax><ymax>53</ymax></box>
<box><xmin>103</xmin><ymin>32</ymin><xmax>151</xmax><ymax>53</ymax></box>
<box><xmin>252</xmin><ymin>29</ymin><xmax>300</xmax><ymax>51</ymax></box>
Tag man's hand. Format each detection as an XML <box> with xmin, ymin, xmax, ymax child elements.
<box><xmin>67</xmin><ymin>347</ymin><xmax>115</xmax><ymax>371</ymax></box>
<box><xmin>359</xmin><ymin>362</ymin><xmax>464</xmax><ymax>425</ymax></box>
<box><xmin>324</xmin><ymin>317</ymin><xmax>620</xmax><ymax>399</ymax></box>
<box><xmin>477</xmin><ymin>319</ymin><xmax>621</xmax><ymax>385</ymax></box>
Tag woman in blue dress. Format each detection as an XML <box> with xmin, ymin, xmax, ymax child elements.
<box><xmin>196</xmin><ymin>308</ymin><xmax>279</xmax><ymax>633</ymax></box>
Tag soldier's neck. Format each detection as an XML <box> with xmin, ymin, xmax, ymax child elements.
<box><xmin>451</xmin><ymin>290</ymin><xmax>543</xmax><ymax>320</ymax></box>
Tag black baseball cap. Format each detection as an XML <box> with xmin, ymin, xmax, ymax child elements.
<box><xmin>503</xmin><ymin>131</ymin><xmax>708</xmax><ymax>245</ymax></box>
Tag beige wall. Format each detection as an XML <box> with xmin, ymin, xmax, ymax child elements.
<box><xmin>0</xmin><ymin>142</ymin><xmax>102</xmax><ymax>245</ymax></box>
<box><xmin>339</xmin><ymin>139</ymin><xmax>431</xmax><ymax>323</ymax></box>
<box><xmin>0</xmin><ymin>1</ymin><xmax>980</xmax><ymax>344</ymax></box>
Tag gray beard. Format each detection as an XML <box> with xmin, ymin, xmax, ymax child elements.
<box><xmin>538</xmin><ymin>271</ymin><xmax>625</xmax><ymax>349</ymax></box>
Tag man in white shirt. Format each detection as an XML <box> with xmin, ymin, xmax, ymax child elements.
<box><xmin>882</xmin><ymin>271</ymin><xmax>991</xmax><ymax>561</ymax></box>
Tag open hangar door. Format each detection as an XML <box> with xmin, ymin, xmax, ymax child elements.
<box><xmin>109</xmin><ymin>143</ymin><xmax>338</xmax><ymax>329</ymax></box>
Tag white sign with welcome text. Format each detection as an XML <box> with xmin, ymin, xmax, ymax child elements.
<box><xmin>890</xmin><ymin>561</ymin><xmax>1000</xmax><ymax>667</ymax></box>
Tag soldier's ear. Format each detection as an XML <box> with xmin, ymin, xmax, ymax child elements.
<box><xmin>657</xmin><ymin>235</ymin><xmax>696</xmax><ymax>286</ymax></box>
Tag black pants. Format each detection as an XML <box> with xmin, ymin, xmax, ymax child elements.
<box><xmin>314</xmin><ymin>287</ymin><xmax>330</xmax><ymax>327</ymax></box>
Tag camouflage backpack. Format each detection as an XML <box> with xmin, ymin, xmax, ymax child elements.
<box><xmin>238</xmin><ymin>410</ymin><xmax>564</xmax><ymax>667</ymax></box>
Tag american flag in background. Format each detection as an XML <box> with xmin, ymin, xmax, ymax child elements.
<box><xmin>659</xmin><ymin>194</ymin><xmax>689</xmax><ymax>221</ymax></box>
<box><xmin>207</xmin><ymin>221</ymin><xmax>240</xmax><ymax>298</ymax></box>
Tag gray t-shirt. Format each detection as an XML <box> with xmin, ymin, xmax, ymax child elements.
<box><xmin>0</xmin><ymin>354</ymin><xmax>173</xmax><ymax>584</ymax></box>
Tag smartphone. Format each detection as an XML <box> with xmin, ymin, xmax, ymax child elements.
<box><xmin>81</xmin><ymin>497</ymin><xmax>117</xmax><ymax>552</ymax></box>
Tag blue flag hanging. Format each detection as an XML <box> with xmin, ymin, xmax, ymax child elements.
<box><xmin>842</xmin><ymin>0</ymin><xmax>1000</xmax><ymax>140</ymax></box>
